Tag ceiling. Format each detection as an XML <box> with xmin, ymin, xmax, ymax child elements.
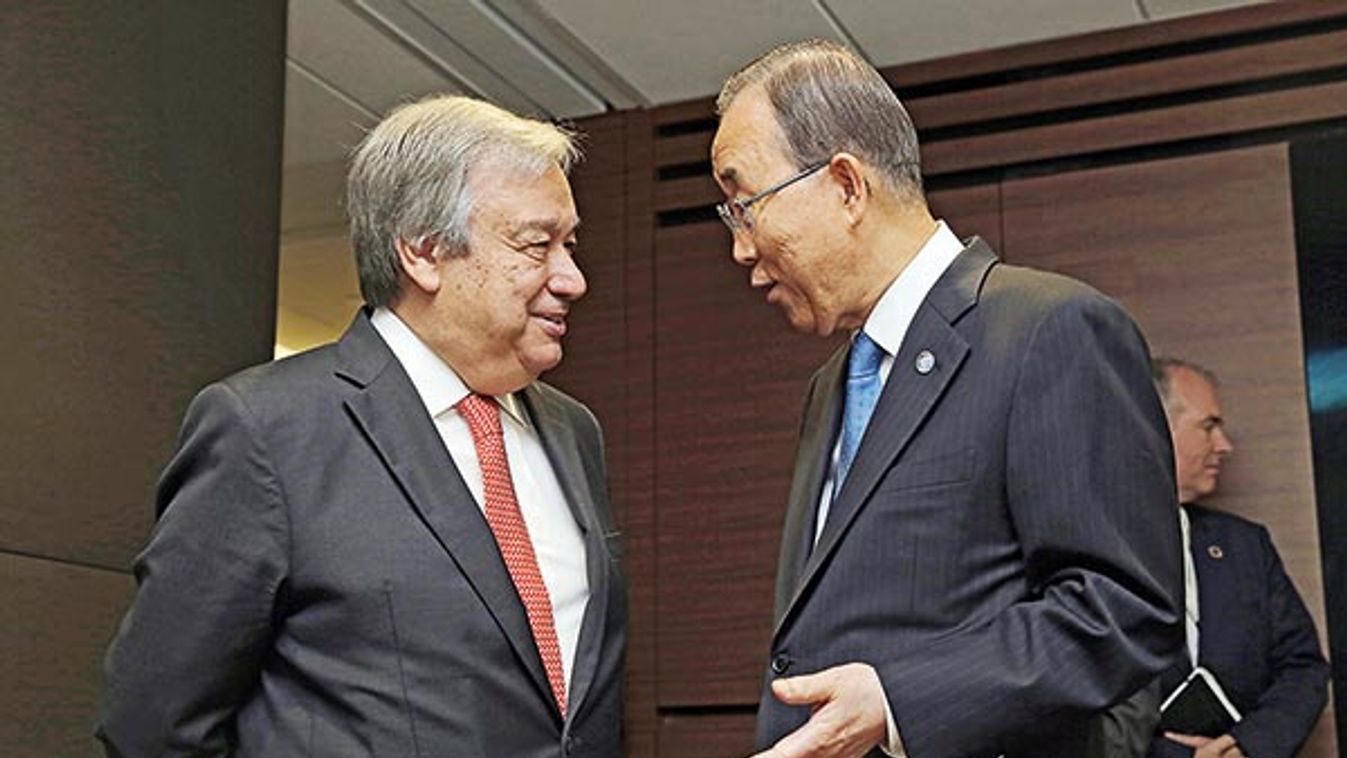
<box><xmin>276</xmin><ymin>0</ymin><xmax>1263</xmax><ymax>353</ymax></box>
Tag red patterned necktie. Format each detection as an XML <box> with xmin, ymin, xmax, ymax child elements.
<box><xmin>457</xmin><ymin>394</ymin><xmax>567</xmax><ymax>715</ymax></box>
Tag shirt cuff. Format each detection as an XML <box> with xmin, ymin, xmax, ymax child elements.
<box><xmin>880</xmin><ymin>687</ymin><xmax>908</xmax><ymax>757</ymax></box>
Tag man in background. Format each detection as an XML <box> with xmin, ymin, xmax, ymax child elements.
<box><xmin>1146</xmin><ymin>358</ymin><xmax>1327</xmax><ymax>758</ymax></box>
<box><xmin>710</xmin><ymin>39</ymin><xmax>1183</xmax><ymax>758</ymax></box>
<box><xmin>97</xmin><ymin>95</ymin><xmax>624</xmax><ymax>757</ymax></box>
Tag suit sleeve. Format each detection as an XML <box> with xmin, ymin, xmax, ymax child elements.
<box><xmin>1095</xmin><ymin>678</ymin><xmax>1162</xmax><ymax>758</ymax></box>
<box><xmin>879</xmin><ymin>293</ymin><xmax>1185</xmax><ymax>757</ymax></box>
<box><xmin>96</xmin><ymin>382</ymin><xmax>289</xmax><ymax>757</ymax></box>
<box><xmin>1228</xmin><ymin>528</ymin><xmax>1329</xmax><ymax>758</ymax></box>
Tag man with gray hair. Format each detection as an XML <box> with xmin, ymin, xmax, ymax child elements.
<box><xmin>710</xmin><ymin>40</ymin><xmax>1183</xmax><ymax>757</ymax></box>
<box><xmin>98</xmin><ymin>95</ymin><xmax>625</xmax><ymax>757</ymax></box>
<box><xmin>1140</xmin><ymin>358</ymin><xmax>1327</xmax><ymax>758</ymax></box>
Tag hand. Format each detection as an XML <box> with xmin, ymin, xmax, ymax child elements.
<box><xmin>749</xmin><ymin>663</ymin><xmax>889</xmax><ymax>758</ymax></box>
<box><xmin>1164</xmin><ymin>732</ymin><xmax>1245</xmax><ymax>758</ymax></box>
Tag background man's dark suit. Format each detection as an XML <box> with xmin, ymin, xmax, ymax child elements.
<box><xmin>1147</xmin><ymin>504</ymin><xmax>1328</xmax><ymax>758</ymax></box>
<box><xmin>761</xmin><ymin>241</ymin><xmax>1183</xmax><ymax>758</ymax></box>
<box><xmin>97</xmin><ymin>313</ymin><xmax>625</xmax><ymax>757</ymax></box>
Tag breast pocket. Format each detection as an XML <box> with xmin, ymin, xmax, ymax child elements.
<box><xmin>883</xmin><ymin>447</ymin><xmax>975</xmax><ymax>492</ymax></box>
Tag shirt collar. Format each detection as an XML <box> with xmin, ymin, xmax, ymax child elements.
<box><xmin>368</xmin><ymin>307</ymin><xmax>529</xmax><ymax>426</ymax></box>
<box><xmin>861</xmin><ymin>219</ymin><xmax>965</xmax><ymax>356</ymax></box>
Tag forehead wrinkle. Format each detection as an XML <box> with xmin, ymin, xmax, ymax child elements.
<box><xmin>505</xmin><ymin>214</ymin><xmax>580</xmax><ymax>238</ymax></box>
<box><xmin>713</xmin><ymin>124</ymin><xmax>794</xmax><ymax>196</ymax></box>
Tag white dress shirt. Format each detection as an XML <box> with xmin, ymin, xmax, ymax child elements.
<box><xmin>1180</xmin><ymin>506</ymin><xmax>1200</xmax><ymax>666</ymax></box>
<box><xmin>814</xmin><ymin>220</ymin><xmax>966</xmax><ymax>543</ymax></box>
<box><xmin>370</xmin><ymin>307</ymin><xmax>589</xmax><ymax>688</ymax></box>
<box><xmin>811</xmin><ymin>221</ymin><xmax>966</xmax><ymax>758</ymax></box>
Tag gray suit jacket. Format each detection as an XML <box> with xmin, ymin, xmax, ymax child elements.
<box><xmin>758</xmin><ymin>240</ymin><xmax>1184</xmax><ymax>758</ymax></box>
<box><xmin>98</xmin><ymin>311</ymin><xmax>625</xmax><ymax>757</ymax></box>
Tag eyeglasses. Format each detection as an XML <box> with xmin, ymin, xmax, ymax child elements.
<box><xmin>716</xmin><ymin>160</ymin><xmax>828</xmax><ymax>234</ymax></box>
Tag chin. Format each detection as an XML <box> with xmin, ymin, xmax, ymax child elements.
<box><xmin>780</xmin><ymin>305</ymin><xmax>818</xmax><ymax>335</ymax></box>
<box><xmin>521</xmin><ymin>345</ymin><xmax>564</xmax><ymax>378</ymax></box>
<box><xmin>789</xmin><ymin>313</ymin><xmax>838</xmax><ymax>338</ymax></box>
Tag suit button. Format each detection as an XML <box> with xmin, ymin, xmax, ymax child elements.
<box><xmin>564</xmin><ymin>735</ymin><xmax>576</xmax><ymax>754</ymax></box>
<box><xmin>771</xmin><ymin>653</ymin><xmax>792</xmax><ymax>675</ymax></box>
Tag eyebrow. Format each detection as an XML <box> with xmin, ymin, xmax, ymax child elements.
<box><xmin>715</xmin><ymin>165</ymin><xmax>738</xmax><ymax>186</ymax></box>
<box><xmin>508</xmin><ymin>217</ymin><xmax>581</xmax><ymax>238</ymax></box>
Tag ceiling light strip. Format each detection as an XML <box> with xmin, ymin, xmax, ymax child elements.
<box><xmin>287</xmin><ymin>57</ymin><xmax>381</xmax><ymax>121</ymax></box>
<box><xmin>474</xmin><ymin>0</ymin><xmax>609</xmax><ymax>113</ymax></box>
<box><xmin>342</xmin><ymin>0</ymin><xmax>491</xmax><ymax>102</ymax></box>
<box><xmin>815</xmin><ymin>0</ymin><xmax>873</xmax><ymax>63</ymax></box>
<box><xmin>393</xmin><ymin>0</ymin><xmax>555</xmax><ymax>117</ymax></box>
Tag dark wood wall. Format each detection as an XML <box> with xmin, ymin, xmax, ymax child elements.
<box><xmin>549</xmin><ymin>3</ymin><xmax>1347</xmax><ymax>755</ymax></box>
<box><xmin>0</xmin><ymin>4</ymin><xmax>286</xmax><ymax>756</ymax></box>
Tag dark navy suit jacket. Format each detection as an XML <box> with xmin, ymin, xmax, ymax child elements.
<box><xmin>760</xmin><ymin>241</ymin><xmax>1185</xmax><ymax>758</ymax></box>
<box><xmin>1147</xmin><ymin>505</ymin><xmax>1328</xmax><ymax>758</ymax></box>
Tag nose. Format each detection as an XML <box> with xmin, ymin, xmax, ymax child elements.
<box><xmin>1213</xmin><ymin>426</ymin><xmax>1234</xmax><ymax>456</ymax></box>
<box><xmin>731</xmin><ymin>229</ymin><xmax>757</xmax><ymax>268</ymax></box>
<box><xmin>548</xmin><ymin>248</ymin><xmax>587</xmax><ymax>302</ymax></box>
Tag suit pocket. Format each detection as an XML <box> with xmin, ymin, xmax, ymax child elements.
<box><xmin>882</xmin><ymin>447</ymin><xmax>975</xmax><ymax>492</ymax></box>
<box><xmin>383</xmin><ymin>584</ymin><xmax>492</xmax><ymax>758</ymax></box>
<box><xmin>384</xmin><ymin>583</ymin><xmax>427</xmax><ymax>758</ymax></box>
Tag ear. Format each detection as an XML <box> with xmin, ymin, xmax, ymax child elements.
<box><xmin>827</xmin><ymin>152</ymin><xmax>870</xmax><ymax>225</ymax></box>
<box><xmin>394</xmin><ymin>235</ymin><xmax>443</xmax><ymax>296</ymax></box>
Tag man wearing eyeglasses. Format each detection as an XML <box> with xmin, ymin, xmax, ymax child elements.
<box><xmin>711</xmin><ymin>40</ymin><xmax>1183</xmax><ymax>758</ymax></box>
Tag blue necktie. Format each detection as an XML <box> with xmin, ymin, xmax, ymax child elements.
<box><xmin>835</xmin><ymin>331</ymin><xmax>885</xmax><ymax>494</ymax></box>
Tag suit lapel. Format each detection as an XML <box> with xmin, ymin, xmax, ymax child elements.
<box><xmin>774</xmin><ymin>241</ymin><xmax>995</xmax><ymax>639</ymax></box>
<box><xmin>773</xmin><ymin>351</ymin><xmax>845</xmax><ymax>626</ymax></box>
<box><xmin>518</xmin><ymin>386</ymin><xmax>612</xmax><ymax>721</ymax></box>
<box><xmin>335</xmin><ymin>314</ymin><xmax>556</xmax><ymax>717</ymax></box>
<box><xmin>519</xmin><ymin>387</ymin><xmax>595</xmax><ymax>536</ymax></box>
<box><xmin>1189</xmin><ymin>508</ymin><xmax>1226</xmax><ymax>664</ymax></box>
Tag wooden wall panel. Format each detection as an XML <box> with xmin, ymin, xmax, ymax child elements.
<box><xmin>885</xmin><ymin>0</ymin><xmax>1347</xmax><ymax>89</ymax></box>
<box><xmin>622</xmin><ymin>109</ymin><xmax>660</xmax><ymax>758</ymax></box>
<box><xmin>639</xmin><ymin>3</ymin><xmax>1347</xmax><ymax>187</ymax></box>
<box><xmin>655</xmin><ymin>131</ymin><xmax>712</xmax><ymax>168</ymax></box>
<box><xmin>546</xmin><ymin>112</ymin><xmax>629</xmax><ymax>480</ymax></box>
<box><xmin>928</xmin><ymin>183</ymin><xmax>1002</xmax><ymax>253</ymax></box>
<box><xmin>651</xmin><ymin>220</ymin><xmax>842</xmax><ymax>706</ymax></box>
<box><xmin>655</xmin><ymin>175</ymin><xmax>721</xmax><ymax>213</ymax></box>
<box><xmin>0</xmin><ymin>555</ymin><xmax>135</xmax><ymax>757</ymax></box>
<box><xmin>658</xmin><ymin>713</ymin><xmax>756</xmax><ymax>758</ymax></box>
<box><xmin>924</xmin><ymin>80</ymin><xmax>1347</xmax><ymax>176</ymax></box>
<box><xmin>905</xmin><ymin>27</ymin><xmax>1347</xmax><ymax>130</ymax></box>
<box><xmin>1002</xmin><ymin>144</ymin><xmax>1334</xmax><ymax>756</ymax></box>
<box><xmin>547</xmin><ymin>109</ymin><xmax>662</xmax><ymax>758</ymax></box>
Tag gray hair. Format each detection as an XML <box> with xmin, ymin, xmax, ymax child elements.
<box><xmin>716</xmin><ymin>39</ymin><xmax>923</xmax><ymax>202</ymax></box>
<box><xmin>1151</xmin><ymin>356</ymin><xmax>1220</xmax><ymax>409</ymax></box>
<box><xmin>346</xmin><ymin>94</ymin><xmax>581</xmax><ymax>307</ymax></box>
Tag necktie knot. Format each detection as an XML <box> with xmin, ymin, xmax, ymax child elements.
<box><xmin>847</xmin><ymin>332</ymin><xmax>885</xmax><ymax>380</ymax></box>
<box><xmin>458</xmin><ymin>394</ymin><xmax>503</xmax><ymax>442</ymax></box>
